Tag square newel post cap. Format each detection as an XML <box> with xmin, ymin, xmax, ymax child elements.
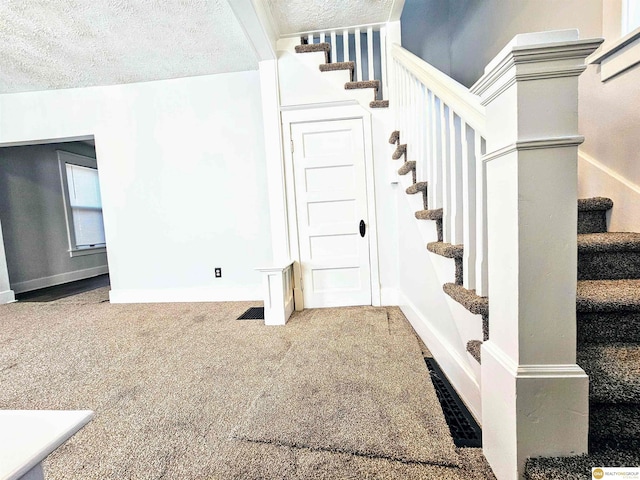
<box><xmin>469</xmin><ymin>29</ymin><xmax>604</xmax><ymax>104</ymax></box>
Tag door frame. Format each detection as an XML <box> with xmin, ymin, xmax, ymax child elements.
<box><xmin>281</xmin><ymin>104</ymin><xmax>381</xmax><ymax>310</ymax></box>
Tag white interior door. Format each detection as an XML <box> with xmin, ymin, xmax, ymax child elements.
<box><xmin>291</xmin><ymin>118</ymin><xmax>372</xmax><ymax>308</ymax></box>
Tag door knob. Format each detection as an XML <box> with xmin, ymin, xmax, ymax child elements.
<box><xmin>359</xmin><ymin>220</ymin><xmax>366</xmax><ymax>237</ymax></box>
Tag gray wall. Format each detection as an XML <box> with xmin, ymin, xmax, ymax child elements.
<box><xmin>401</xmin><ymin>0</ymin><xmax>458</xmax><ymax>76</ymax></box>
<box><xmin>447</xmin><ymin>0</ymin><xmax>602</xmax><ymax>87</ymax></box>
<box><xmin>0</xmin><ymin>142</ymin><xmax>108</xmax><ymax>291</ymax></box>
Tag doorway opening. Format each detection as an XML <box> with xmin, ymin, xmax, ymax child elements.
<box><xmin>0</xmin><ymin>136</ymin><xmax>110</xmax><ymax>303</ymax></box>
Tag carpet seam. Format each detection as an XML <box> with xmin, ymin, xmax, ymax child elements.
<box><xmin>232</xmin><ymin>436</ymin><xmax>463</xmax><ymax>469</ymax></box>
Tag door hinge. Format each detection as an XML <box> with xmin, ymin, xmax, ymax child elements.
<box><xmin>290</xmin><ymin>140</ymin><xmax>294</xmax><ymax>153</ymax></box>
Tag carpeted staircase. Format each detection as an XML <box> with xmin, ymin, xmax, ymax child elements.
<box><xmin>295</xmin><ymin>42</ymin><xmax>389</xmax><ymax>109</ymax></box>
<box><xmin>390</xmin><ymin>130</ymin><xmax>640</xmax><ymax>477</ymax></box>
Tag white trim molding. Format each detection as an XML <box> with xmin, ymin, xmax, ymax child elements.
<box><xmin>588</xmin><ymin>27</ymin><xmax>640</xmax><ymax>81</ymax></box>
<box><xmin>109</xmin><ymin>286</ymin><xmax>262</xmax><ymax>304</ymax></box>
<box><xmin>11</xmin><ymin>265</ymin><xmax>108</xmax><ymax>294</ymax></box>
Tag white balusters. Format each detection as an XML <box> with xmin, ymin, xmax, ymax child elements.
<box><xmin>342</xmin><ymin>30</ymin><xmax>349</xmax><ymax>63</ymax></box>
<box><xmin>355</xmin><ymin>28</ymin><xmax>362</xmax><ymax>81</ymax></box>
<box><xmin>367</xmin><ymin>27</ymin><xmax>374</xmax><ymax>82</ymax></box>
<box><xmin>330</xmin><ymin>31</ymin><xmax>337</xmax><ymax>63</ymax></box>
<box><xmin>319</xmin><ymin>32</ymin><xmax>325</xmax><ymax>44</ymax></box>
<box><xmin>461</xmin><ymin>122</ymin><xmax>477</xmax><ymax>291</ymax></box>
<box><xmin>380</xmin><ymin>27</ymin><xmax>388</xmax><ymax>93</ymax></box>
<box><xmin>449</xmin><ymin>110</ymin><xmax>464</xmax><ymax>245</ymax></box>
<box><xmin>475</xmin><ymin>133</ymin><xmax>488</xmax><ymax>296</ymax></box>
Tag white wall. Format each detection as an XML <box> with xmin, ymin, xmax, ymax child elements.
<box><xmin>0</xmin><ymin>71</ymin><xmax>273</xmax><ymax>302</ymax></box>
<box><xmin>0</xmin><ymin>142</ymin><xmax>108</xmax><ymax>292</ymax></box>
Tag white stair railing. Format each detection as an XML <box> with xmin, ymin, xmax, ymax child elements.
<box><xmin>390</xmin><ymin>30</ymin><xmax>604</xmax><ymax>479</ymax></box>
<box><xmin>391</xmin><ymin>44</ymin><xmax>488</xmax><ymax>295</ymax></box>
<box><xmin>283</xmin><ymin>23</ymin><xmax>388</xmax><ymax>99</ymax></box>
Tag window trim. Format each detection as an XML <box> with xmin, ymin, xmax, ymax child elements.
<box><xmin>589</xmin><ymin>1</ymin><xmax>640</xmax><ymax>81</ymax></box>
<box><xmin>57</xmin><ymin>150</ymin><xmax>106</xmax><ymax>258</ymax></box>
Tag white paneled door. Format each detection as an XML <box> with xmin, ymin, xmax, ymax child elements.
<box><xmin>291</xmin><ymin>118</ymin><xmax>372</xmax><ymax>308</ymax></box>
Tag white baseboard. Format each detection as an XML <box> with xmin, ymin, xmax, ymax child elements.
<box><xmin>398</xmin><ymin>291</ymin><xmax>482</xmax><ymax>424</ymax></box>
<box><xmin>579</xmin><ymin>150</ymin><xmax>640</xmax><ymax>195</ymax></box>
<box><xmin>11</xmin><ymin>265</ymin><xmax>109</xmax><ymax>294</ymax></box>
<box><xmin>109</xmin><ymin>286</ymin><xmax>262</xmax><ymax>304</ymax></box>
<box><xmin>380</xmin><ymin>287</ymin><xmax>399</xmax><ymax>306</ymax></box>
<box><xmin>0</xmin><ymin>289</ymin><xmax>16</xmax><ymax>304</ymax></box>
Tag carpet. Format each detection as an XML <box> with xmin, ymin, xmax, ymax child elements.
<box><xmin>0</xmin><ymin>292</ymin><xmax>493</xmax><ymax>479</ymax></box>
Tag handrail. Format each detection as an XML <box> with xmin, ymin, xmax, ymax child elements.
<box><xmin>391</xmin><ymin>44</ymin><xmax>486</xmax><ymax>135</ymax></box>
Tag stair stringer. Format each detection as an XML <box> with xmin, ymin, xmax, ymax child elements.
<box><xmin>396</xmin><ymin>168</ymin><xmax>483</xmax><ymax>423</ymax></box>
<box><xmin>277</xmin><ymin>42</ymin><xmax>386</xmax><ymax>112</ymax></box>
<box><xmin>278</xmin><ymin>50</ymin><xmax>354</xmax><ymax>108</ymax></box>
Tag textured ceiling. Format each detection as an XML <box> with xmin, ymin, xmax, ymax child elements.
<box><xmin>0</xmin><ymin>0</ymin><xmax>258</xmax><ymax>94</ymax></box>
<box><xmin>268</xmin><ymin>0</ymin><xmax>395</xmax><ymax>34</ymax></box>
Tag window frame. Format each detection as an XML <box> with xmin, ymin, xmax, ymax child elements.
<box><xmin>589</xmin><ymin>0</ymin><xmax>640</xmax><ymax>81</ymax></box>
<box><xmin>57</xmin><ymin>150</ymin><xmax>106</xmax><ymax>258</ymax></box>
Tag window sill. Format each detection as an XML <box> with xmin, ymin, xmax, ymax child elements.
<box><xmin>588</xmin><ymin>27</ymin><xmax>640</xmax><ymax>81</ymax></box>
<box><xmin>69</xmin><ymin>247</ymin><xmax>106</xmax><ymax>258</ymax></box>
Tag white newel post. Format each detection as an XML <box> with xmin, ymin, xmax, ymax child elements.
<box><xmin>256</xmin><ymin>263</ymin><xmax>295</xmax><ymax>326</ymax></box>
<box><xmin>0</xmin><ymin>218</ymin><xmax>15</xmax><ymax>304</ymax></box>
<box><xmin>470</xmin><ymin>30</ymin><xmax>603</xmax><ymax>479</ymax></box>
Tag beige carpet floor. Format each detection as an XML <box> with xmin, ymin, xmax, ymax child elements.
<box><xmin>0</xmin><ymin>288</ymin><xmax>494</xmax><ymax>479</ymax></box>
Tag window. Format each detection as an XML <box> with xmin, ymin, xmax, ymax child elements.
<box><xmin>57</xmin><ymin>151</ymin><xmax>106</xmax><ymax>257</ymax></box>
<box><xmin>623</xmin><ymin>0</ymin><xmax>640</xmax><ymax>35</ymax></box>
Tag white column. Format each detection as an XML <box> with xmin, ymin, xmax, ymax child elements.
<box><xmin>259</xmin><ymin>60</ymin><xmax>290</xmax><ymax>264</ymax></box>
<box><xmin>0</xmin><ymin>219</ymin><xmax>15</xmax><ymax>304</ymax></box>
<box><xmin>470</xmin><ymin>30</ymin><xmax>603</xmax><ymax>480</ymax></box>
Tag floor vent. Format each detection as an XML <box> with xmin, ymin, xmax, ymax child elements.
<box><xmin>425</xmin><ymin>358</ymin><xmax>482</xmax><ymax>447</ymax></box>
<box><xmin>237</xmin><ymin>307</ymin><xmax>265</xmax><ymax>320</ymax></box>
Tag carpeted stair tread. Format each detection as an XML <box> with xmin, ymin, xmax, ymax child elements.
<box><xmin>525</xmin><ymin>449</ymin><xmax>640</xmax><ymax>480</ymax></box>
<box><xmin>415</xmin><ymin>208</ymin><xmax>443</xmax><ymax>221</ymax></box>
<box><xmin>295</xmin><ymin>43</ymin><xmax>331</xmax><ymax>53</ymax></box>
<box><xmin>427</xmin><ymin>242</ymin><xmax>463</xmax><ymax>259</ymax></box>
<box><xmin>406</xmin><ymin>181</ymin><xmax>427</xmax><ymax>195</ymax></box>
<box><xmin>392</xmin><ymin>144</ymin><xmax>407</xmax><ymax>160</ymax></box>
<box><xmin>578</xmin><ymin>197</ymin><xmax>612</xmax><ymax>234</ymax></box>
<box><xmin>369</xmin><ymin>100</ymin><xmax>389</xmax><ymax>108</ymax></box>
<box><xmin>345</xmin><ymin>80</ymin><xmax>380</xmax><ymax>90</ymax></box>
<box><xmin>578</xmin><ymin>232</ymin><xmax>640</xmax><ymax>280</ymax></box>
<box><xmin>578</xmin><ymin>232</ymin><xmax>640</xmax><ymax>252</ymax></box>
<box><xmin>466</xmin><ymin>340</ymin><xmax>482</xmax><ymax>363</ymax></box>
<box><xmin>319</xmin><ymin>61</ymin><xmax>354</xmax><ymax>72</ymax></box>
<box><xmin>397</xmin><ymin>161</ymin><xmax>415</xmax><ymax>176</ymax></box>
<box><xmin>443</xmin><ymin>283</ymin><xmax>488</xmax><ymax>316</ymax></box>
<box><xmin>388</xmin><ymin>130</ymin><xmax>400</xmax><ymax>144</ymax></box>
<box><xmin>576</xmin><ymin>279</ymin><xmax>640</xmax><ymax>312</ymax></box>
<box><xmin>578</xmin><ymin>343</ymin><xmax>640</xmax><ymax>403</ymax></box>
<box><xmin>578</xmin><ymin>197</ymin><xmax>614</xmax><ymax>211</ymax></box>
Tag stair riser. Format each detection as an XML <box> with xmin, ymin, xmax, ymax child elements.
<box><xmin>579</xmin><ymin>346</ymin><xmax>640</xmax><ymax>404</ymax></box>
<box><xmin>578</xmin><ymin>210</ymin><xmax>607</xmax><ymax>234</ymax></box>
<box><xmin>578</xmin><ymin>251</ymin><xmax>640</xmax><ymax>280</ymax></box>
<box><xmin>454</xmin><ymin>258</ymin><xmax>463</xmax><ymax>286</ymax></box>
<box><xmin>578</xmin><ymin>312</ymin><xmax>640</xmax><ymax>344</ymax></box>
<box><xmin>589</xmin><ymin>404</ymin><xmax>640</xmax><ymax>452</ymax></box>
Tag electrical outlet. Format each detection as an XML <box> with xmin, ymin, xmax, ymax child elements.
<box><xmin>214</xmin><ymin>267</ymin><xmax>222</xmax><ymax>278</ymax></box>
